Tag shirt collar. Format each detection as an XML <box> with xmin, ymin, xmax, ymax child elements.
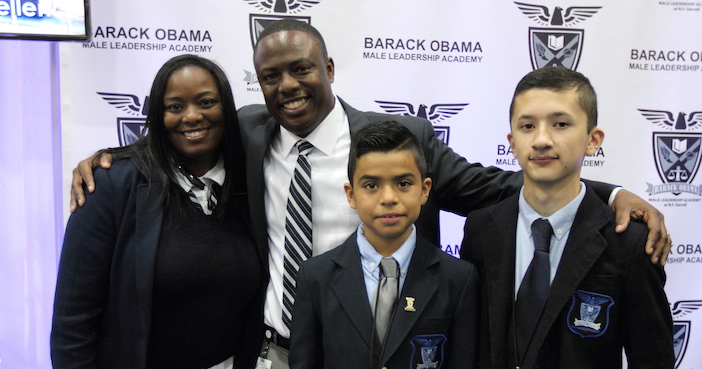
<box><xmin>518</xmin><ymin>181</ymin><xmax>586</xmax><ymax>240</ymax></box>
<box><xmin>278</xmin><ymin>96</ymin><xmax>345</xmax><ymax>158</ymax></box>
<box><xmin>175</xmin><ymin>155</ymin><xmax>225</xmax><ymax>193</ymax></box>
<box><xmin>357</xmin><ymin>223</ymin><xmax>416</xmax><ymax>277</ymax></box>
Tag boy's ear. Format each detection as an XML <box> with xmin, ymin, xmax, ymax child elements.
<box><xmin>507</xmin><ymin>132</ymin><xmax>515</xmax><ymax>154</ymax></box>
<box><xmin>421</xmin><ymin>177</ymin><xmax>432</xmax><ymax>205</ymax></box>
<box><xmin>344</xmin><ymin>182</ymin><xmax>357</xmax><ymax>209</ymax></box>
<box><xmin>585</xmin><ymin>128</ymin><xmax>605</xmax><ymax>156</ymax></box>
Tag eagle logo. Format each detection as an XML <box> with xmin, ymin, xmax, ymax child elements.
<box><xmin>637</xmin><ymin>109</ymin><xmax>702</xmax><ymax>131</ymax></box>
<box><xmin>515</xmin><ymin>2</ymin><xmax>601</xmax><ymax>70</ymax></box>
<box><xmin>374</xmin><ymin>101</ymin><xmax>468</xmax><ymax>124</ymax></box>
<box><xmin>243</xmin><ymin>0</ymin><xmax>321</xmax><ymax>14</ymax></box>
<box><xmin>97</xmin><ymin>92</ymin><xmax>149</xmax><ymax>146</ymax></box>
<box><xmin>374</xmin><ymin>101</ymin><xmax>469</xmax><ymax>146</ymax></box>
<box><xmin>97</xmin><ymin>92</ymin><xmax>149</xmax><ymax>116</ymax></box>
<box><xmin>514</xmin><ymin>2</ymin><xmax>602</xmax><ymax>26</ymax></box>
<box><xmin>670</xmin><ymin>300</ymin><xmax>702</xmax><ymax>368</ymax></box>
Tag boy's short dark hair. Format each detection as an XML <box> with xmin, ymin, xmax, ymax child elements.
<box><xmin>348</xmin><ymin>120</ymin><xmax>427</xmax><ymax>182</ymax></box>
<box><xmin>509</xmin><ymin>66</ymin><xmax>598</xmax><ymax>131</ymax></box>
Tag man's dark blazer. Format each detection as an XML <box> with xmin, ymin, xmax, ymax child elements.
<box><xmin>50</xmin><ymin>160</ymin><xmax>265</xmax><ymax>369</ymax></box>
<box><xmin>289</xmin><ymin>232</ymin><xmax>479</xmax><ymax>369</ymax></box>
<box><xmin>238</xmin><ymin>97</ymin><xmax>526</xmax><ymax>265</ymax></box>
<box><xmin>461</xmin><ymin>186</ymin><xmax>674</xmax><ymax>369</ymax></box>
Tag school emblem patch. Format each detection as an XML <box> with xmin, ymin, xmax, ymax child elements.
<box><xmin>567</xmin><ymin>290</ymin><xmax>614</xmax><ymax>338</ymax></box>
<box><xmin>409</xmin><ymin>334</ymin><xmax>446</xmax><ymax>369</ymax></box>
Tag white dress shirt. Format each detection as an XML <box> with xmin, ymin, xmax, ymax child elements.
<box><xmin>174</xmin><ymin>156</ymin><xmax>225</xmax><ymax>215</ymax></box>
<box><xmin>263</xmin><ymin>97</ymin><xmax>360</xmax><ymax>337</ymax></box>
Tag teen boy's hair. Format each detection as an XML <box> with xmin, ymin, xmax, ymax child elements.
<box><xmin>509</xmin><ymin>66</ymin><xmax>598</xmax><ymax>131</ymax></box>
<box><xmin>348</xmin><ymin>120</ymin><xmax>427</xmax><ymax>182</ymax></box>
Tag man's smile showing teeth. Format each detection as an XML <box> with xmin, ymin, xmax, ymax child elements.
<box><xmin>283</xmin><ymin>98</ymin><xmax>308</xmax><ymax>110</ymax></box>
<box><xmin>183</xmin><ymin>128</ymin><xmax>209</xmax><ymax>138</ymax></box>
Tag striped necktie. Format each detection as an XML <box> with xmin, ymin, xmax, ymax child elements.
<box><xmin>282</xmin><ymin>140</ymin><xmax>314</xmax><ymax>330</ymax></box>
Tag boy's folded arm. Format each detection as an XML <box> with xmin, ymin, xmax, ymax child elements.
<box><xmin>622</xmin><ymin>230</ymin><xmax>674</xmax><ymax>367</ymax></box>
<box><xmin>609</xmin><ymin>188</ymin><xmax>670</xmax><ymax>266</ymax></box>
<box><xmin>448</xmin><ymin>264</ymin><xmax>480</xmax><ymax>369</ymax></box>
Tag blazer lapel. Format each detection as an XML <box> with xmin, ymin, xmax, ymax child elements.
<box><xmin>331</xmin><ymin>234</ymin><xmax>376</xmax><ymax>350</ymax></box>
<box><xmin>526</xmin><ymin>189</ymin><xmax>610</xmax><ymax>363</ymax></box>
<box><xmin>134</xmin><ymin>178</ymin><xmax>163</xmax><ymax>337</ymax></box>
<box><xmin>340</xmin><ymin>97</ymin><xmax>372</xmax><ymax>135</ymax></box>
<box><xmin>245</xmin><ymin>117</ymin><xmax>278</xmax><ymax>265</ymax></box>
<box><xmin>482</xmin><ymin>197</ymin><xmax>519</xmax><ymax>365</ymax></box>
<box><xmin>381</xmin><ymin>237</ymin><xmax>440</xmax><ymax>364</ymax></box>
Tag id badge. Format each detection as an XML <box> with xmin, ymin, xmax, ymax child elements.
<box><xmin>256</xmin><ymin>357</ymin><xmax>272</xmax><ymax>369</ymax></box>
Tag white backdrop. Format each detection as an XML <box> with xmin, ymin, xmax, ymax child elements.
<box><xmin>59</xmin><ymin>1</ymin><xmax>702</xmax><ymax>367</ymax></box>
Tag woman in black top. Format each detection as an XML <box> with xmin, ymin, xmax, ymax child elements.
<box><xmin>51</xmin><ymin>54</ymin><xmax>264</xmax><ymax>369</ymax></box>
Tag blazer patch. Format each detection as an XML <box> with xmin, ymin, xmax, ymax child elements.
<box><xmin>567</xmin><ymin>290</ymin><xmax>614</xmax><ymax>338</ymax></box>
<box><xmin>409</xmin><ymin>334</ymin><xmax>446</xmax><ymax>369</ymax></box>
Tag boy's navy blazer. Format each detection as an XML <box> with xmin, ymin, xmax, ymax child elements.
<box><xmin>289</xmin><ymin>231</ymin><xmax>479</xmax><ymax>369</ymax></box>
<box><xmin>461</xmin><ymin>186</ymin><xmax>674</xmax><ymax>369</ymax></box>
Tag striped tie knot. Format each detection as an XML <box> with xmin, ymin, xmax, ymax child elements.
<box><xmin>296</xmin><ymin>140</ymin><xmax>314</xmax><ymax>156</ymax></box>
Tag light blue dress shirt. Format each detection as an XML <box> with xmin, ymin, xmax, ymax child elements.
<box><xmin>356</xmin><ymin>224</ymin><xmax>415</xmax><ymax>304</ymax></box>
<box><xmin>514</xmin><ymin>182</ymin><xmax>587</xmax><ymax>298</ymax></box>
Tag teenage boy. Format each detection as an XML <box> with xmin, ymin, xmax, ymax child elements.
<box><xmin>461</xmin><ymin>67</ymin><xmax>674</xmax><ymax>369</ymax></box>
<box><xmin>290</xmin><ymin>120</ymin><xmax>478</xmax><ymax>369</ymax></box>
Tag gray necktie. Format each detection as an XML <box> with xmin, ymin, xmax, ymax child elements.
<box><xmin>373</xmin><ymin>258</ymin><xmax>399</xmax><ymax>342</ymax></box>
<box><xmin>515</xmin><ymin>218</ymin><xmax>553</xmax><ymax>360</ymax></box>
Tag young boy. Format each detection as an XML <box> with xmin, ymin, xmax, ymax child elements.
<box><xmin>289</xmin><ymin>120</ymin><xmax>479</xmax><ymax>369</ymax></box>
<box><xmin>461</xmin><ymin>67</ymin><xmax>674</xmax><ymax>369</ymax></box>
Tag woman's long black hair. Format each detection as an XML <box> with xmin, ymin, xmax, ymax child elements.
<box><xmin>106</xmin><ymin>54</ymin><xmax>246</xmax><ymax>219</ymax></box>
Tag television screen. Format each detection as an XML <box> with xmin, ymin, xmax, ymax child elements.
<box><xmin>0</xmin><ymin>0</ymin><xmax>89</xmax><ymax>41</ymax></box>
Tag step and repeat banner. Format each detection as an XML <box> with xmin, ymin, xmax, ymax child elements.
<box><xmin>59</xmin><ymin>1</ymin><xmax>701</xmax><ymax>367</ymax></box>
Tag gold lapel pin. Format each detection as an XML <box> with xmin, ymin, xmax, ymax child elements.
<box><xmin>404</xmin><ymin>297</ymin><xmax>416</xmax><ymax>312</ymax></box>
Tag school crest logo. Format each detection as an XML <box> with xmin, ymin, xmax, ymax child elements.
<box><xmin>374</xmin><ymin>101</ymin><xmax>469</xmax><ymax>145</ymax></box>
<box><xmin>244</xmin><ymin>0</ymin><xmax>320</xmax><ymax>47</ymax></box>
<box><xmin>410</xmin><ymin>334</ymin><xmax>446</xmax><ymax>369</ymax></box>
<box><xmin>567</xmin><ymin>290</ymin><xmax>614</xmax><ymax>338</ymax></box>
<box><xmin>670</xmin><ymin>300</ymin><xmax>702</xmax><ymax>368</ymax></box>
<box><xmin>97</xmin><ymin>92</ymin><xmax>149</xmax><ymax>146</ymax></box>
<box><xmin>638</xmin><ymin>109</ymin><xmax>702</xmax><ymax>196</ymax></box>
<box><xmin>514</xmin><ymin>2</ymin><xmax>602</xmax><ymax>70</ymax></box>
<box><xmin>528</xmin><ymin>28</ymin><xmax>584</xmax><ymax>70</ymax></box>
